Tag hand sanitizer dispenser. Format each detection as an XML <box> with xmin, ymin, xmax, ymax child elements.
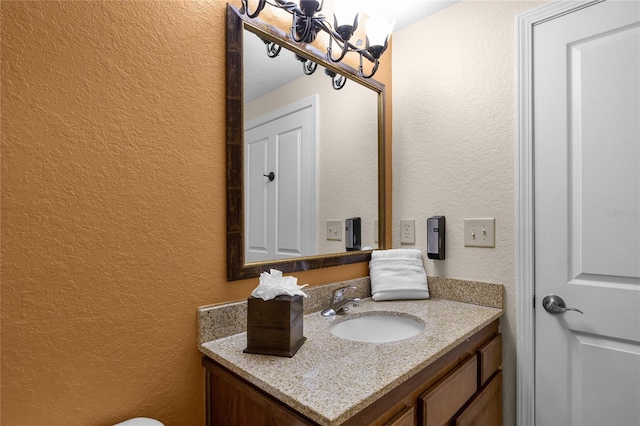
<box><xmin>427</xmin><ymin>216</ymin><xmax>445</xmax><ymax>260</ymax></box>
<box><xmin>345</xmin><ymin>217</ymin><xmax>361</xmax><ymax>251</ymax></box>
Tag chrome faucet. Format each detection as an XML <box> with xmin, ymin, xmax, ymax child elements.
<box><xmin>321</xmin><ymin>286</ymin><xmax>360</xmax><ymax>316</ymax></box>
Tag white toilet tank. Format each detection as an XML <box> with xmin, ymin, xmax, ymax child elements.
<box><xmin>114</xmin><ymin>418</ymin><xmax>164</xmax><ymax>426</ymax></box>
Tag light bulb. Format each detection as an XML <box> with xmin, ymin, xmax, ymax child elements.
<box><xmin>365</xmin><ymin>16</ymin><xmax>393</xmax><ymax>48</ymax></box>
<box><xmin>333</xmin><ymin>0</ymin><xmax>359</xmax><ymax>28</ymax></box>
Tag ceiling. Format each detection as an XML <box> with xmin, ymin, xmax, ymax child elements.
<box><xmin>362</xmin><ymin>0</ymin><xmax>460</xmax><ymax>31</ymax></box>
<box><xmin>243</xmin><ymin>1</ymin><xmax>460</xmax><ymax>102</ymax></box>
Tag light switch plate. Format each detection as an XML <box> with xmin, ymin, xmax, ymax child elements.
<box><xmin>326</xmin><ymin>220</ymin><xmax>342</xmax><ymax>241</ymax></box>
<box><xmin>464</xmin><ymin>218</ymin><xmax>495</xmax><ymax>248</ymax></box>
<box><xmin>400</xmin><ymin>219</ymin><xmax>415</xmax><ymax>245</ymax></box>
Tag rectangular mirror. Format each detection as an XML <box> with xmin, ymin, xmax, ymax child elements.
<box><xmin>227</xmin><ymin>4</ymin><xmax>386</xmax><ymax>280</ymax></box>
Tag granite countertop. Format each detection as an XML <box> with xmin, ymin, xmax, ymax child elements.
<box><xmin>200</xmin><ymin>297</ymin><xmax>503</xmax><ymax>426</ymax></box>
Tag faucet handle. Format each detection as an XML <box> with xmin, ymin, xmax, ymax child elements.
<box><xmin>332</xmin><ymin>285</ymin><xmax>357</xmax><ymax>302</ymax></box>
<box><xmin>321</xmin><ymin>287</ymin><xmax>360</xmax><ymax>317</ymax></box>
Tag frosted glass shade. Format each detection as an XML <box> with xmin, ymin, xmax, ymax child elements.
<box><xmin>366</xmin><ymin>16</ymin><xmax>393</xmax><ymax>47</ymax></box>
<box><xmin>333</xmin><ymin>0</ymin><xmax>359</xmax><ymax>28</ymax></box>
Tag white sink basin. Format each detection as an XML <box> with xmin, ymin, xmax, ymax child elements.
<box><xmin>329</xmin><ymin>313</ymin><xmax>425</xmax><ymax>343</ymax></box>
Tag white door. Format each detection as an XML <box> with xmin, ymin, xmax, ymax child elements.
<box><xmin>534</xmin><ymin>1</ymin><xmax>640</xmax><ymax>425</ymax></box>
<box><xmin>244</xmin><ymin>97</ymin><xmax>317</xmax><ymax>262</ymax></box>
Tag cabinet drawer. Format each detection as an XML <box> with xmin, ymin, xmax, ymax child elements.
<box><xmin>419</xmin><ymin>355</ymin><xmax>478</xmax><ymax>426</ymax></box>
<box><xmin>477</xmin><ymin>334</ymin><xmax>502</xmax><ymax>386</ymax></box>
<box><xmin>384</xmin><ymin>406</ymin><xmax>415</xmax><ymax>426</ymax></box>
<box><xmin>453</xmin><ymin>370</ymin><xmax>503</xmax><ymax>426</ymax></box>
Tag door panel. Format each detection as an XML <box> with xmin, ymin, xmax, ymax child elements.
<box><xmin>534</xmin><ymin>1</ymin><xmax>640</xmax><ymax>425</ymax></box>
<box><xmin>244</xmin><ymin>98</ymin><xmax>317</xmax><ymax>262</ymax></box>
<box><xmin>276</xmin><ymin>128</ymin><xmax>303</xmax><ymax>256</ymax></box>
<box><xmin>246</xmin><ymin>137</ymin><xmax>270</xmax><ymax>255</ymax></box>
<box><xmin>570</xmin><ymin>24</ymin><xmax>640</xmax><ymax>279</ymax></box>
<box><xmin>569</xmin><ymin>333</ymin><xmax>640</xmax><ymax>426</ymax></box>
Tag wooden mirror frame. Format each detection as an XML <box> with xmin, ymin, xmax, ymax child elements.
<box><xmin>226</xmin><ymin>4</ymin><xmax>387</xmax><ymax>281</ymax></box>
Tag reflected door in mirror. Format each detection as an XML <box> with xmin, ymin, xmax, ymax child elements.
<box><xmin>245</xmin><ymin>97</ymin><xmax>318</xmax><ymax>262</ymax></box>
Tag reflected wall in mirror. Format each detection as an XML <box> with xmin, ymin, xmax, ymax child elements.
<box><xmin>244</xmin><ymin>30</ymin><xmax>379</xmax><ymax>261</ymax></box>
<box><xmin>227</xmin><ymin>4</ymin><xmax>386</xmax><ymax>280</ymax></box>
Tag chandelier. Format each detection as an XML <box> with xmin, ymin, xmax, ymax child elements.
<box><xmin>240</xmin><ymin>0</ymin><xmax>393</xmax><ymax>83</ymax></box>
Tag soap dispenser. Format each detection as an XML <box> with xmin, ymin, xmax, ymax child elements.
<box><xmin>427</xmin><ymin>216</ymin><xmax>445</xmax><ymax>260</ymax></box>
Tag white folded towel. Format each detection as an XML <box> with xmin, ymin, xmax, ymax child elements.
<box><xmin>369</xmin><ymin>249</ymin><xmax>429</xmax><ymax>301</ymax></box>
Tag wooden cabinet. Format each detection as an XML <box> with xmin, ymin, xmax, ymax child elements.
<box><xmin>384</xmin><ymin>407</ymin><xmax>415</xmax><ymax>426</ymax></box>
<box><xmin>454</xmin><ymin>371</ymin><xmax>503</xmax><ymax>426</ymax></box>
<box><xmin>478</xmin><ymin>334</ymin><xmax>502</xmax><ymax>386</ymax></box>
<box><xmin>420</xmin><ymin>355</ymin><xmax>478</xmax><ymax>425</ymax></box>
<box><xmin>202</xmin><ymin>320</ymin><xmax>502</xmax><ymax>426</ymax></box>
<box><xmin>418</xmin><ymin>333</ymin><xmax>503</xmax><ymax>426</ymax></box>
<box><xmin>202</xmin><ymin>357</ymin><xmax>313</xmax><ymax>426</ymax></box>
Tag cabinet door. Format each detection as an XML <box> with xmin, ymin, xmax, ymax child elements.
<box><xmin>204</xmin><ymin>359</ymin><xmax>314</xmax><ymax>426</ymax></box>
<box><xmin>477</xmin><ymin>334</ymin><xmax>502</xmax><ymax>386</ymax></box>
<box><xmin>420</xmin><ymin>356</ymin><xmax>478</xmax><ymax>426</ymax></box>
<box><xmin>384</xmin><ymin>406</ymin><xmax>415</xmax><ymax>426</ymax></box>
<box><xmin>453</xmin><ymin>370</ymin><xmax>502</xmax><ymax>426</ymax></box>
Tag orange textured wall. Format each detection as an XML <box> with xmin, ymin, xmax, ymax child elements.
<box><xmin>0</xmin><ymin>1</ymin><xmax>391</xmax><ymax>425</ymax></box>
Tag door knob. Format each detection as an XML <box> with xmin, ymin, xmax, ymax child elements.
<box><xmin>542</xmin><ymin>295</ymin><xmax>583</xmax><ymax>314</ymax></box>
<box><xmin>263</xmin><ymin>172</ymin><xmax>275</xmax><ymax>181</ymax></box>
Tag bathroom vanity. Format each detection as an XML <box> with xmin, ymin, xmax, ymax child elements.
<box><xmin>199</xmin><ymin>286</ymin><xmax>503</xmax><ymax>426</ymax></box>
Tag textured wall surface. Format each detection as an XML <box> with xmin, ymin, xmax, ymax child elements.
<box><xmin>1</xmin><ymin>1</ymin><xmax>388</xmax><ymax>424</ymax></box>
<box><xmin>392</xmin><ymin>1</ymin><xmax>544</xmax><ymax>424</ymax></box>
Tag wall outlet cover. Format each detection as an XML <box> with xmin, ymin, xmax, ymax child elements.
<box><xmin>400</xmin><ymin>219</ymin><xmax>415</xmax><ymax>245</ymax></box>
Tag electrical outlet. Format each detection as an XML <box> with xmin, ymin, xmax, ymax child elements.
<box><xmin>464</xmin><ymin>218</ymin><xmax>495</xmax><ymax>247</ymax></box>
<box><xmin>326</xmin><ymin>220</ymin><xmax>342</xmax><ymax>241</ymax></box>
<box><xmin>400</xmin><ymin>219</ymin><xmax>415</xmax><ymax>244</ymax></box>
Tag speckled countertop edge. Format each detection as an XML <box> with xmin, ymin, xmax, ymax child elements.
<box><xmin>200</xmin><ymin>298</ymin><xmax>503</xmax><ymax>426</ymax></box>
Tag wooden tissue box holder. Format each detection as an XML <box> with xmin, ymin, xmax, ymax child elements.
<box><xmin>244</xmin><ymin>295</ymin><xmax>306</xmax><ymax>357</ymax></box>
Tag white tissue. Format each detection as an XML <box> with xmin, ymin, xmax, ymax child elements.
<box><xmin>251</xmin><ymin>269</ymin><xmax>308</xmax><ymax>301</ymax></box>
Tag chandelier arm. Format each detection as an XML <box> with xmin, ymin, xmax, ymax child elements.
<box><xmin>358</xmin><ymin>54</ymin><xmax>380</xmax><ymax>79</ymax></box>
<box><xmin>241</xmin><ymin>0</ymin><xmax>267</xmax><ymax>18</ymax></box>
<box><xmin>316</xmin><ymin>21</ymin><xmax>350</xmax><ymax>49</ymax></box>
<box><xmin>357</xmin><ymin>47</ymin><xmax>376</xmax><ymax>63</ymax></box>
<box><xmin>326</xmin><ymin>34</ymin><xmax>349</xmax><ymax>63</ymax></box>
<box><xmin>266</xmin><ymin>41</ymin><xmax>282</xmax><ymax>58</ymax></box>
<box><xmin>268</xmin><ymin>0</ymin><xmax>300</xmax><ymax>13</ymax></box>
<box><xmin>315</xmin><ymin>20</ymin><xmax>349</xmax><ymax>62</ymax></box>
<box><xmin>291</xmin><ymin>12</ymin><xmax>315</xmax><ymax>43</ymax></box>
<box><xmin>303</xmin><ymin>60</ymin><xmax>318</xmax><ymax>75</ymax></box>
<box><xmin>331</xmin><ymin>74</ymin><xmax>347</xmax><ymax>90</ymax></box>
<box><xmin>316</xmin><ymin>20</ymin><xmax>375</xmax><ymax>61</ymax></box>
<box><xmin>315</xmin><ymin>19</ymin><xmax>338</xmax><ymax>38</ymax></box>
